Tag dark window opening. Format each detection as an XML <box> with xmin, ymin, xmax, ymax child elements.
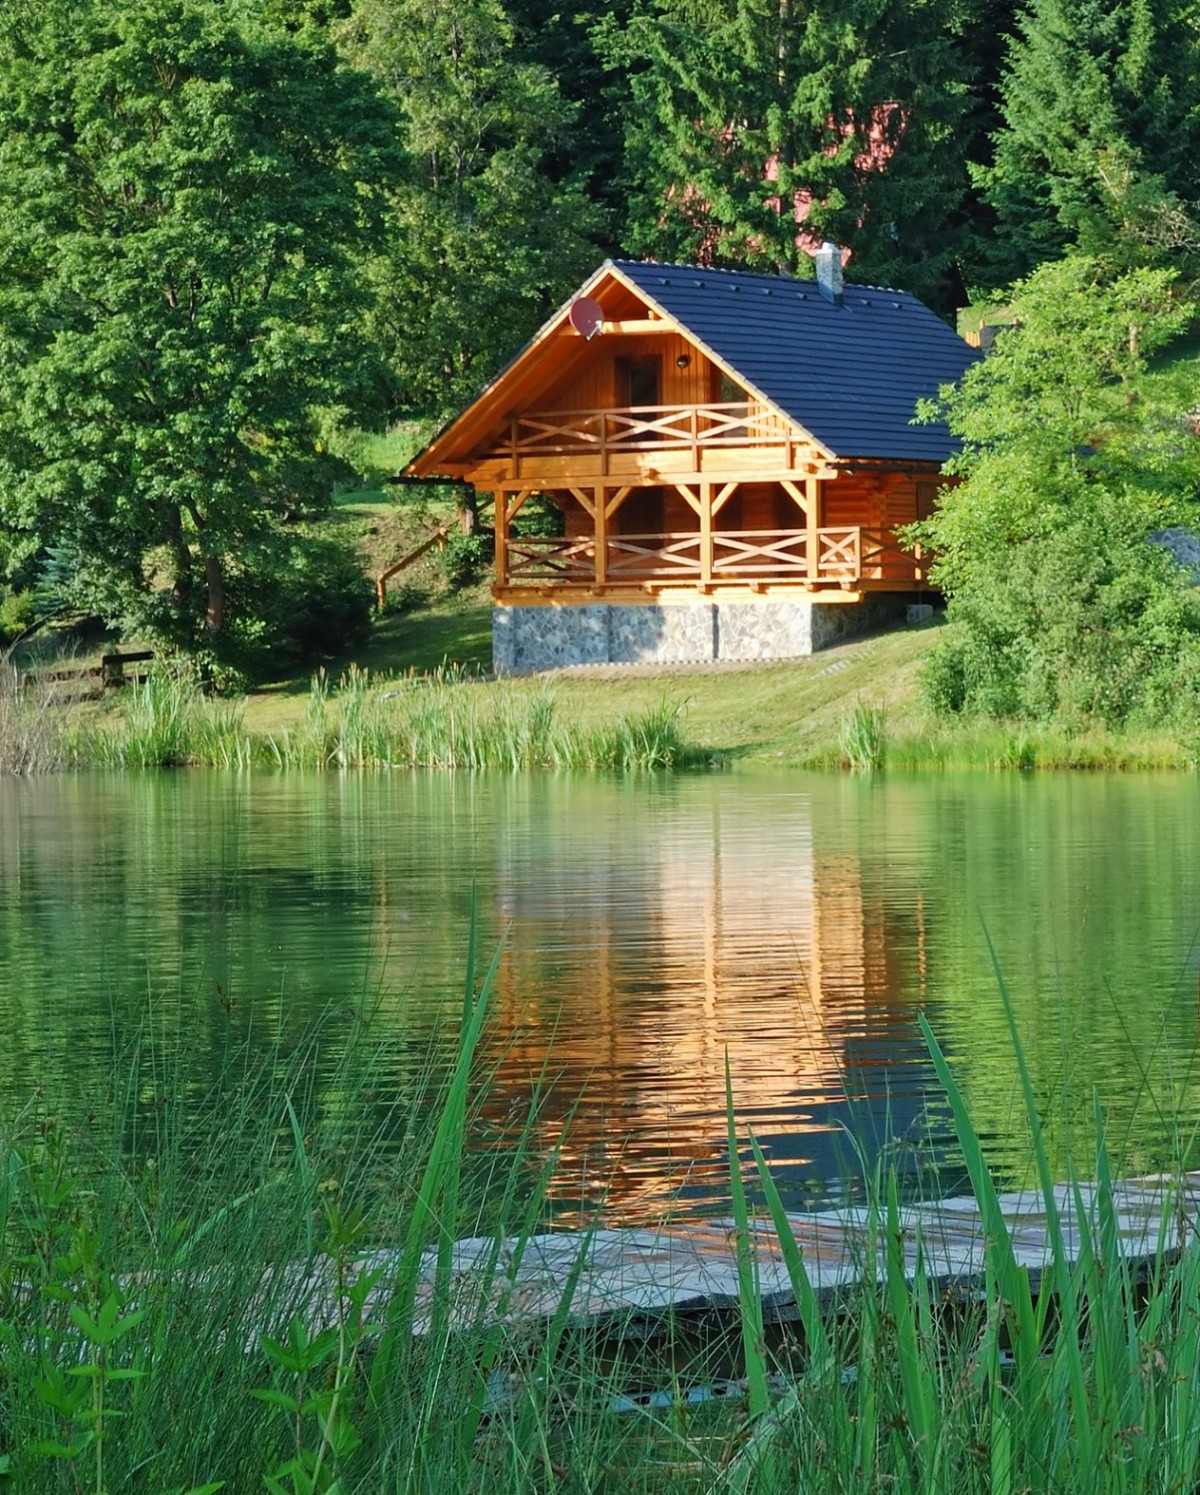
<box><xmin>617</xmin><ymin>356</ymin><xmax>661</xmax><ymax>409</ymax></box>
<box><xmin>916</xmin><ymin>482</ymin><xmax>940</xmax><ymax>521</ymax></box>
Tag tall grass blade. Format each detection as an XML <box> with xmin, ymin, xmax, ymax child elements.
<box><xmin>917</xmin><ymin>1011</ymin><xmax>1040</xmax><ymax>1373</ymax></box>
<box><xmin>981</xmin><ymin>925</ymin><xmax>1095</xmax><ymax>1474</ymax></box>
<box><xmin>723</xmin><ymin>1053</ymin><xmax>770</xmax><ymax>1423</ymax></box>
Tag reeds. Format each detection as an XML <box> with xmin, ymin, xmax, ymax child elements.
<box><xmin>76</xmin><ymin>663</ymin><xmax>708</xmax><ymax>773</ymax></box>
<box><xmin>838</xmin><ymin>701</ymin><xmax>888</xmax><ymax>771</ymax></box>
<box><xmin>720</xmin><ymin>969</ymin><xmax>1200</xmax><ymax>1494</ymax></box>
<box><xmin>4</xmin><ymin>943</ymin><xmax>1200</xmax><ymax>1490</ymax></box>
<box><xmin>0</xmin><ymin>659</ymin><xmax>67</xmax><ymax>773</ymax></box>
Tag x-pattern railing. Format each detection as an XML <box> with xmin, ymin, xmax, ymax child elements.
<box><xmin>502</xmin><ymin>527</ymin><xmax>923</xmax><ymax>587</ymax></box>
<box><xmin>504</xmin><ymin>402</ymin><xmax>784</xmax><ymax>456</ymax></box>
<box><xmin>507</xmin><ymin>536</ymin><xmax>595</xmax><ymax>580</ymax></box>
<box><xmin>858</xmin><ymin>528</ymin><xmax>929</xmax><ymax>581</ymax></box>
<box><xmin>712</xmin><ymin>530</ymin><xmax>808</xmax><ymax>574</ymax></box>
<box><xmin>606</xmin><ymin>534</ymin><xmax>703</xmax><ymax>576</ymax></box>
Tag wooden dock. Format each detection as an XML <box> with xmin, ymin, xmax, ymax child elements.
<box><xmin>341</xmin><ymin>1171</ymin><xmax>1200</xmax><ymax>1336</ymax></box>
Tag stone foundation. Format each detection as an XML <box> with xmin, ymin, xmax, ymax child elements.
<box><xmin>492</xmin><ymin>595</ymin><xmax>911</xmax><ymax>675</ymax></box>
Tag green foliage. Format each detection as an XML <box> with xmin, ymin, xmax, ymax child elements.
<box><xmin>600</xmin><ymin>0</ymin><xmax>972</xmax><ymax>301</ymax></box>
<box><xmin>340</xmin><ymin>0</ymin><xmax>602</xmax><ymax>417</ymax></box>
<box><xmin>219</xmin><ymin>532</ymin><xmax>374</xmax><ymax>683</ymax></box>
<box><xmin>913</xmin><ymin>256</ymin><xmax>1200</xmax><ymax>725</ymax></box>
<box><xmin>438</xmin><ymin>529</ymin><xmax>493</xmax><ymax>589</ymax></box>
<box><xmin>0</xmin><ymin>589</ymin><xmax>35</xmax><ymax>648</ymax></box>
<box><xmin>0</xmin><ymin>0</ymin><xmax>400</xmax><ymax>661</ymax></box>
<box><xmin>983</xmin><ymin>0</ymin><xmax>1200</xmax><ymax>282</ymax></box>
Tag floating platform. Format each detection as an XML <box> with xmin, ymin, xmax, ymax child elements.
<box><xmin>370</xmin><ymin>1172</ymin><xmax>1200</xmax><ymax>1336</ymax></box>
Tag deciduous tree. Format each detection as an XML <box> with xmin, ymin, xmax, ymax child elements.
<box><xmin>341</xmin><ymin>0</ymin><xmax>601</xmax><ymax>417</ymax></box>
<box><xmin>0</xmin><ymin>0</ymin><xmax>399</xmax><ymax>664</ymax></box>
<box><xmin>914</xmin><ymin>256</ymin><xmax>1200</xmax><ymax>723</ymax></box>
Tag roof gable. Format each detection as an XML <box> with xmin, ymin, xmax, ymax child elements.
<box><xmin>613</xmin><ymin>261</ymin><xmax>977</xmax><ymax>463</ymax></box>
<box><xmin>406</xmin><ymin>259</ymin><xmax>977</xmax><ymax>476</ymax></box>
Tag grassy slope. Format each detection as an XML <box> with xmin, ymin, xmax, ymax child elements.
<box><xmin>248</xmin><ymin>378</ymin><xmax>1200</xmax><ymax>768</ymax></box>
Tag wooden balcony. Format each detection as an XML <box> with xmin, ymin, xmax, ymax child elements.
<box><xmin>498</xmin><ymin>527</ymin><xmax>928</xmax><ymax>596</ymax></box>
<box><xmin>480</xmin><ymin>402</ymin><xmax>823</xmax><ymax>483</ymax></box>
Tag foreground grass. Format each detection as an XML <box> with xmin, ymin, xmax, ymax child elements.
<box><xmin>4</xmin><ymin>943</ymin><xmax>1200</xmax><ymax>1491</ymax></box>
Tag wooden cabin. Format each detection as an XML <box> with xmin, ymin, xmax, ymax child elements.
<box><xmin>405</xmin><ymin>254</ymin><xmax>977</xmax><ymax>673</ymax></box>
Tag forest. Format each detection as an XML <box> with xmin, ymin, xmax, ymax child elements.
<box><xmin>2</xmin><ymin>0</ymin><xmax>1200</xmax><ymax>720</ymax></box>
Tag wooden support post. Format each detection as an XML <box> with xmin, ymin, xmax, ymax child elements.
<box><xmin>700</xmin><ymin>480</ymin><xmax>713</xmax><ymax>588</ymax></box>
<box><xmin>494</xmin><ymin>491</ymin><xmax>508</xmax><ymax>588</ymax></box>
<box><xmin>594</xmin><ymin>484</ymin><xmax>607</xmax><ymax>587</ymax></box>
<box><xmin>806</xmin><ymin>475</ymin><xmax>820</xmax><ymax>581</ymax></box>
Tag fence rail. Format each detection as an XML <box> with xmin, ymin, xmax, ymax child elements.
<box><xmin>505</xmin><ymin>527</ymin><xmax>923</xmax><ymax>587</ymax></box>
<box><xmin>19</xmin><ymin>650</ymin><xmax>154</xmax><ymax>700</ymax></box>
<box><xmin>497</xmin><ymin>402</ymin><xmax>791</xmax><ymax>460</ymax></box>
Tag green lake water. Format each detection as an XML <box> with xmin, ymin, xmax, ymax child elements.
<box><xmin>2</xmin><ymin>768</ymin><xmax>1199</xmax><ymax>1222</ymax></box>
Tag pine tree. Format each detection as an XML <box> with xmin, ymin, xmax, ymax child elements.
<box><xmin>600</xmin><ymin>0</ymin><xmax>973</xmax><ymax>304</ymax></box>
<box><xmin>984</xmin><ymin>0</ymin><xmax>1200</xmax><ymax>284</ymax></box>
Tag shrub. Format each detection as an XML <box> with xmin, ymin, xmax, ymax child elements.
<box><xmin>439</xmin><ymin>530</ymin><xmax>493</xmax><ymax>589</ymax></box>
<box><xmin>212</xmin><ymin>532</ymin><xmax>373</xmax><ymax>684</ymax></box>
<box><xmin>0</xmin><ymin>587</ymin><xmax>36</xmax><ymax>647</ymax></box>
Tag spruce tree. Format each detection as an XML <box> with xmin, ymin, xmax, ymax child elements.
<box><xmin>601</xmin><ymin>0</ymin><xmax>973</xmax><ymax>304</ymax></box>
<box><xmin>985</xmin><ymin>0</ymin><xmax>1200</xmax><ymax>283</ymax></box>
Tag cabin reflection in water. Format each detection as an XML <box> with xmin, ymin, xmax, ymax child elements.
<box><xmin>481</xmin><ymin>794</ymin><xmax>928</xmax><ymax>1225</ymax></box>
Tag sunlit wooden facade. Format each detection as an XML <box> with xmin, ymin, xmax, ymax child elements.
<box><xmin>407</xmin><ymin>259</ymin><xmax>976</xmax><ymax>667</ymax></box>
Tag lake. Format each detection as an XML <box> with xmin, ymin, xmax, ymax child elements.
<box><xmin>2</xmin><ymin>768</ymin><xmax>1199</xmax><ymax>1223</ymax></box>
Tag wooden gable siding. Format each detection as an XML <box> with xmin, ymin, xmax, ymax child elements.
<box><xmin>540</xmin><ymin>330</ymin><xmax>709</xmax><ymax>412</ymax></box>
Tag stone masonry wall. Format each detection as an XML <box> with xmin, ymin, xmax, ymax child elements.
<box><xmin>493</xmin><ymin>595</ymin><xmax>912</xmax><ymax>675</ymax></box>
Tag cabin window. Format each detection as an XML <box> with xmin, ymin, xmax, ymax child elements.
<box><xmin>716</xmin><ymin>369</ymin><xmax>746</xmax><ymax>406</ymax></box>
<box><xmin>916</xmin><ymin>482</ymin><xmax>940</xmax><ymax>520</ymax></box>
<box><xmin>714</xmin><ymin>368</ymin><xmax>748</xmax><ymax>440</ymax></box>
<box><xmin>616</xmin><ymin>356</ymin><xmax>661</xmax><ymax>409</ymax></box>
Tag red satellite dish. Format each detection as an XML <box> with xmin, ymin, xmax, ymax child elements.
<box><xmin>568</xmin><ymin>296</ymin><xmax>605</xmax><ymax>340</ymax></box>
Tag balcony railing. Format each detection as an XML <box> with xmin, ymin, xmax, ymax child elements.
<box><xmin>493</xmin><ymin>402</ymin><xmax>791</xmax><ymax>460</ymax></box>
<box><xmin>502</xmin><ymin>528</ymin><xmax>927</xmax><ymax>589</ymax></box>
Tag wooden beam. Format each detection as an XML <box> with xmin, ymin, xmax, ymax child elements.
<box><xmin>568</xmin><ymin>486</ymin><xmax>596</xmax><ymax>519</ymax></box>
<box><xmin>672</xmin><ymin>482</ymin><xmax>701</xmax><ymax>516</ymax></box>
<box><xmin>780</xmin><ymin>478</ymin><xmax>808</xmax><ymax>516</ymax></box>
<box><xmin>465</xmin><ymin>460</ymin><xmax>840</xmax><ymax>487</ymax></box>
<box><xmin>596</xmin><ymin>319</ymin><xmax>667</xmax><ymax>335</ymax></box>
<box><xmin>495</xmin><ymin>490</ymin><xmax>508</xmax><ymax>588</ymax></box>
<box><xmin>700</xmin><ymin>481</ymin><xmax>713</xmax><ymax>590</ymax></box>
<box><xmin>711</xmin><ymin>481</ymin><xmax>738</xmax><ymax>518</ymax></box>
<box><xmin>594</xmin><ymin>484</ymin><xmax>607</xmax><ymax>587</ymax></box>
<box><xmin>605</xmin><ymin>485</ymin><xmax>633</xmax><ymax>520</ymax></box>
<box><xmin>806</xmin><ymin>475</ymin><xmax>820</xmax><ymax>581</ymax></box>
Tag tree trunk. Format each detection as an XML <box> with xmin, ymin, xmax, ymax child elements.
<box><xmin>165</xmin><ymin>504</ymin><xmax>194</xmax><ymax>613</ymax></box>
<box><xmin>204</xmin><ymin>554</ymin><xmax>224</xmax><ymax>633</ymax></box>
<box><xmin>457</xmin><ymin>484</ymin><xmax>478</xmax><ymax>535</ymax></box>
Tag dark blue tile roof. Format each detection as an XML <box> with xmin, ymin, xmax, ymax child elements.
<box><xmin>613</xmin><ymin>260</ymin><xmax>977</xmax><ymax>462</ymax></box>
